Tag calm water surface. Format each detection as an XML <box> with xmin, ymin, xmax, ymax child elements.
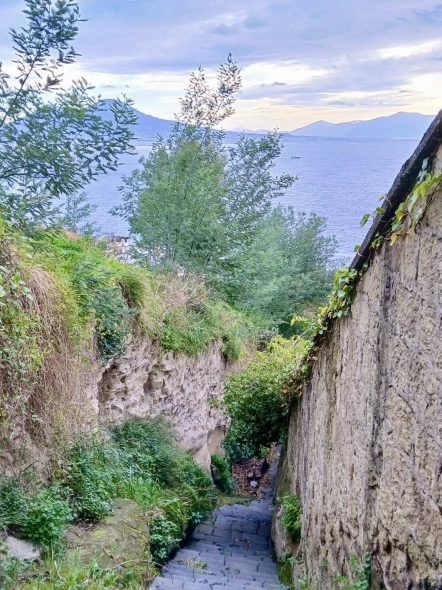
<box><xmin>85</xmin><ymin>138</ymin><xmax>418</xmax><ymax>261</ymax></box>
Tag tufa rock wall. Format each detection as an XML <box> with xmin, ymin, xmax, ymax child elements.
<box><xmin>93</xmin><ymin>338</ymin><xmax>235</xmax><ymax>471</ymax></box>
<box><xmin>274</xmin><ymin>146</ymin><xmax>442</xmax><ymax>588</ymax></box>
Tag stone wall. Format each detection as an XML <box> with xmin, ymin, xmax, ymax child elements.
<box><xmin>274</xmin><ymin>146</ymin><xmax>442</xmax><ymax>589</ymax></box>
<box><xmin>92</xmin><ymin>338</ymin><xmax>234</xmax><ymax>471</ymax></box>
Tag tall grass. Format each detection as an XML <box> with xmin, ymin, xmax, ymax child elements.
<box><xmin>0</xmin><ymin>418</ymin><xmax>217</xmax><ymax>588</ymax></box>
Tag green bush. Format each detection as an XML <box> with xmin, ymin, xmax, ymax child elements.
<box><xmin>112</xmin><ymin>417</ymin><xmax>184</xmax><ymax>487</ymax></box>
<box><xmin>211</xmin><ymin>455</ymin><xmax>235</xmax><ymax>494</ymax></box>
<box><xmin>57</xmin><ymin>436</ymin><xmax>123</xmax><ymax>520</ymax></box>
<box><xmin>148</xmin><ymin>512</ymin><xmax>182</xmax><ymax>564</ymax></box>
<box><xmin>224</xmin><ymin>335</ymin><xmax>308</xmax><ymax>461</ymax></box>
<box><xmin>21</xmin><ymin>485</ymin><xmax>72</xmax><ymax>549</ymax></box>
<box><xmin>280</xmin><ymin>494</ymin><xmax>302</xmax><ymax>543</ymax></box>
<box><xmin>0</xmin><ymin>479</ymin><xmax>72</xmax><ymax>550</ymax></box>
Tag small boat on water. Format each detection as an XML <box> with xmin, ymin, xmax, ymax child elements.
<box><xmin>291</xmin><ymin>156</ymin><xmax>301</xmax><ymax>159</ymax></box>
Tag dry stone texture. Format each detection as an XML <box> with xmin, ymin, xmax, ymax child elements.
<box><xmin>274</xmin><ymin>181</ymin><xmax>442</xmax><ymax>588</ymax></box>
<box><xmin>90</xmin><ymin>339</ymin><xmax>236</xmax><ymax>471</ymax></box>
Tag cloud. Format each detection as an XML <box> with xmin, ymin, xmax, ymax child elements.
<box><xmin>210</xmin><ymin>23</ymin><xmax>238</xmax><ymax>36</ymax></box>
<box><xmin>243</xmin><ymin>16</ymin><xmax>266</xmax><ymax>29</ymax></box>
<box><xmin>1</xmin><ymin>0</ymin><xmax>441</xmax><ymax>127</ymax></box>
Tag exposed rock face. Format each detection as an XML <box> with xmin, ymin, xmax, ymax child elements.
<box><xmin>94</xmin><ymin>339</ymin><xmax>236</xmax><ymax>471</ymax></box>
<box><xmin>274</xmin><ymin>167</ymin><xmax>442</xmax><ymax>587</ymax></box>
<box><xmin>1</xmin><ymin>536</ymin><xmax>40</xmax><ymax>560</ymax></box>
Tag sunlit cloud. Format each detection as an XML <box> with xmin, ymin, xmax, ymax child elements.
<box><xmin>1</xmin><ymin>0</ymin><xmax>442</xmax><ymax>128</ymax></box>
<box><xmin>242</xmin><ymin>61</ymin><xmax>329</xmax><ymax>88</ymax></box>
<box><xmin>376</xmin><ymin>40</ymin><xmax>442</xmax><ymax>60</ymax></box>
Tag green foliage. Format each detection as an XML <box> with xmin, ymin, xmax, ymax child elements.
<box><xmin>1</xmin><ymin>418</ymin><xmax>215</xmax><ymax>579</ymax></box>
<box><xmin>113</xmin><ymin>57</ymin><xmax>243</xmax><ymax>270</ymax></box>
<box><xmin>223</xmin><ymin>207</ymin><xmax>337</xmax><ymax>332</ymax></box>
<box><xmin>21</xmin><ymin>486</ymin><xmax>72</xmax><ymax>549</ymax></box>
<box><xmin>0</xmin><ymin>552</ymin><xmax>145</xmax><ymax>589</ymax></box>
<box><xmin>224</xmin><ymin>335</ymin><xmax>308</xmax><ymax>461</ymax></box>
<box><xmin>112</xmin><ymin>418</ymin><xmax>185</xmax><ymax>488</ymax></box>
<box><xmin>29</xmin><ymin>230</ymin><xmax>252</xmax><ymax>362</ymax></box>
<box><xmin>61</xmin><ymin>192</ymin><xmax>100</xmax><ymax>236</ymax></box>
<box><xmin>0</xmin><ymin>477</ymin><xmax>29</xmax><ymax>528</ymax></box>
<box><xmin>161</xmin><ymin>300</ymin><xmax>252</xmax><ymax>360</ymax></box>
<box><xmin>148</xmin><ymin>512</ymin><xmax>182</xmax><ymax>564</ymax></box>
<box><xmin>211</xmin><ymin>455</ymin><xmax>234</xmax><ymax>494</ymax></box>
<box><xmin>335</xmin><ymin>555</ymin><xmax>371</xmax><ymax>590</ymax></box>
<box><xmin>0</xmin><ymin>220</ymin><xmax>42</xmax><ymax>424</ymax></box>
<box><xmin>31</xmin><ymin>231</ymin><xmax>136</xmax><ymax>361</ymax></box>
<box><xmin>0</xmin><ymin>479</ymin><xmax>71</xmax><ymax>550</ymax></box>
<box><xmin>56</xmin><ymin>436</ymin><xmax>121</xmax><ymax>520</ymax></box>
<box><xmin>280</xmin><ymin>495</ymin><xmax>302</xmax><ymax>543</ymax></box>
<box><xmin>0</xmin><ymin>0</ymin><xmax>136</xmax><ymax>229</ymax></box>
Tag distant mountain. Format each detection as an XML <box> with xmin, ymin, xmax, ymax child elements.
<box><xmin>101</xmin><ymin>100</ymin><xmax>174</xmax><ymax>141</ymax></box>
<box><xmin>102</xmin><ymin>100</ymin><xmax>247</xmax><ymax>143</ymax></box>
<box><xmin>102</xmin><ymin>102</ymin><xmax>433</xmax><ymax>142</ymax></box>
<box><xmin>289</xmin><ymin>112</ymin><xmax>435</xmax><ymax>139</ymax></box>
<box><xmin>101</xmin><ymin>100</ymin><xmax>265</xmax><ymax>143</ymax></box>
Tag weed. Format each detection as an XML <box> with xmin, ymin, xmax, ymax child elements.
<box><xmin>211</xmin><ymin>455</ymin><xmax>235</xmax><ymax>494</ymax></box>
<box><xmin>279</xmin><ymin>495</ymin><xmax>302</xmax><ymax>543</ymax></box>
<box><xmin>335</xmin><ymin>555</ymin><xmax>371</xmax><ymax>590</ymax></box>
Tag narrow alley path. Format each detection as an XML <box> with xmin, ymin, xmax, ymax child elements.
<box><xmin>151</xmin><ymin>499</ymin><xmax>286</xmax><ymax>589</ymax></box>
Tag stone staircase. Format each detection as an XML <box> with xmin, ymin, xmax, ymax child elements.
<box><xmin>151</xmin><ymin>499</ymin><xmax>286</xmax><ymax>589</ymax></box>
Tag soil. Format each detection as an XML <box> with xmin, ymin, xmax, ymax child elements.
<box><xmin>232</xmin><ymin>444</ymin><xmax>278</xmax><ymax>498</ymax></box>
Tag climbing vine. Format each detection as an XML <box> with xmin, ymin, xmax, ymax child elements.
<box><xmin>289</xmin><ymin>154</ymin><xmax>442</xmax><ymax>396</ymax></box>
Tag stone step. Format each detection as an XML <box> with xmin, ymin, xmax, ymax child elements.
<box><xmin>152</xmin><ymin>499</ymin><xmax>284</xmax><ymax>590</ymax></box>
<box><xmin>186</xmin><ymin>541</ymin><xmax>274</xmax><ymax>561</ymax></box>
<box><xmin>165</xmin><ymin>563</ymin><xmax>270</xmax><ymax>579</ymax></box>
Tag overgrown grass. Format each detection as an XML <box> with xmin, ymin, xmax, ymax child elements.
<box><xmin>0</xmin><ymin>551</ymin><xmax>146</xmax><ymax>589</ymax></box>
<box><xmin>29</xmin><ymin>229</ymin><xmax>254</xmax><ymax>362</ymax></box>
<box><xmin>0</xmin><ymin>418</ymin><xmax>216</xmax><ymax>588</ymax></box>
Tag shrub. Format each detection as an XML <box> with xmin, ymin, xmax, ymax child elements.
<box><xmin>280</xmin><ymin>494</ymin><xmax>302</xmax><ymax>543</ymax></box>
<box><xmin>0</xmin><ymin>479</ymin><xmax>72</xmax><ymax>551</ymax></box>
<box><xmin>21</xmin><ymin>485</ymin><xmax>72</xmax><ymax>549</ymax></box>
<box><xmin>113</xmin><ymin>418</ymin><xmax>216</xmax><ymax>525</ymax></box>
<box><xmin>112</xmin><ymin>418</ymin><xmax>184</xmax><ymax>487</ymax></box>
<box><xmin>211</xmin><ymin>455</ymin><xmax>235</xmax><ymax>494</ymax></box>
<box><xmin>148</xmin><ymin>512</ymin><xmax>182</xmax><ymax>564</ymax></box>
<box><xmin>224</xmin><ymin>335</ymin><xmax>308</xmax><ymax>461</ymax></box>
<box><xmin>56</xmin><ymin>436</ymin><xmax>123</xmax><ymax>520</ymax></box>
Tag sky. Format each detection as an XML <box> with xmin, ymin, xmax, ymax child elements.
<box><xmin>0</xmin><ymin>0</ymin><xmax>441</xmax><ymax>130</ymax></box>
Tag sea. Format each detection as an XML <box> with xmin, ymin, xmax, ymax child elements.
<box><xmin>84</xmin><ymin>138</ymin><xmax>418</xmax><ymax>262</ymax></box>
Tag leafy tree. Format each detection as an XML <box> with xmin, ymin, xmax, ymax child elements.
<box><xmin>113</xmin><ymin>60</ymin><xmax>294</xmax><ymax>276</ymax></box>
<box><xmin>61</xmin><ymin>192</ymin><xmax>100</xmax><ymax>236</ymax></box>
<box><xmin>113</xmin><ymin>57</ymin><xmax>242</xmax><ymax>268</ymax></box>
<box><xmin>223</xmin><ymin>207</ymin><xmax>338</xmax><ymax>331</ymax></box>
<box><xmin>113</xmin><ymin>57</ymin><xmax>335</xmax><ymax>329</ymax></box>
<box><xmin>0</xmin><ymin>0</ymin><xmax>137</xmax><ymax>229</ymax></box>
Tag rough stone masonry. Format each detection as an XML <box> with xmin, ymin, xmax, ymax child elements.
<box><xmin>273</xmin><ymin>134</ymin><xmax>442</xmax><ymax>587</ymax></box>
